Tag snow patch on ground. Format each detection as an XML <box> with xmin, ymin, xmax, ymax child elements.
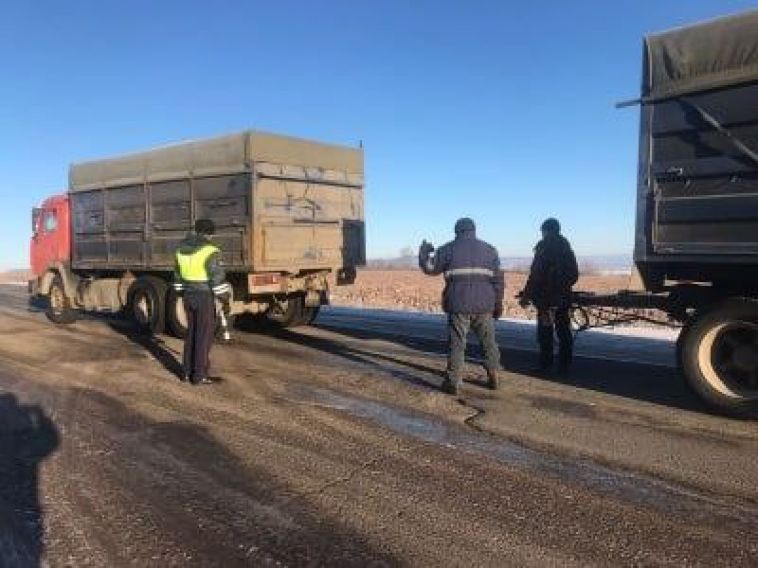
<box><xmin>324</xmin><ymin>306</ymin><xmax>678</xmax><ymax>342</ymax></box>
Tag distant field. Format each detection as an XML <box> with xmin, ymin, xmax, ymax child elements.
<box><xmin>0</xmin><ymin>269</ymin><xmax>31</xmax><ymax>284</ymax></box>
<box><xmin>332</xmin><ymin>269</ymin><xmax>632</xmax><ymax>320</ymax></box>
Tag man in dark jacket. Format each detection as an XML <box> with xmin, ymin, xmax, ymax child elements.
<box><xmin>173</xmin><ymin>219</ymin><xmax>231</xmax><ymax>385</ymax></box>
<box><xmin>419</xmin><ymin>218</ymin><xmax>504</xmax><ymax>395</ymax></box>
<box><xmin>520</xmin><ymin>218</ymin><xmax>579</xmax><ymax>373</ymax></box>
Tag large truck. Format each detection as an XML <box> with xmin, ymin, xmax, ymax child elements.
<box><xmin>29</xmin><ymin>130</ymin><xmax>365</xmax><ymax>334</ymax></box>
<box><xmin>574</xmin><ymin>11</ymin><xmax>758</xmax><ymax>416</ymax></box>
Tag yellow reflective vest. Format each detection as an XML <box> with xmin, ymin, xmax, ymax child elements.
<box><xmin>175</xmin><ymin>244</ymin><xmax>219</xmax><ymax>282</ymax></box>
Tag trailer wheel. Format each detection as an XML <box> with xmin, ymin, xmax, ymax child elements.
<box><xmin>681</xmin><ymin>299</ymin><xmax>758</xmax><ymax>417</ymax></box>
<box><xmin>266</xmin><ymin>294</ymin><xmax>305</xmax><ymax>328</ymax></box>
<box><xmin>166</xmin><ymin>288</ymin><xmax>188</xmax><ymax>339</ymax></box>
<box><xmin>45</xmin><ymin>274</ymin><xmax>76</xmax><ymax>324</ymax></box>
<box><xmin>128</xmin><ymin>276</ymin><xmax>167</xmax><ymax>334</ymax></box>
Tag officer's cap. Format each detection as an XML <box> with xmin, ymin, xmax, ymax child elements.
<box><xmin>195</xmin><ymin>218</ymin><xmax>216</xmax><ymax>236</ymax></box>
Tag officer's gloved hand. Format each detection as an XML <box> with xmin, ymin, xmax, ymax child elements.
<box><xmin>493</xmin><ymin>302</ymin><xmax>504</xmax><ymax>320</ymax></box>
<box><xmin>517</xmin><ymin>291</ymin><xmax>529</xmax><ymax>309</ymax></box>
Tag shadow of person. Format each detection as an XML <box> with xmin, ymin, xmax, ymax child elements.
<box><xmin>299</xmin><ymin>316</ymin><xmax>708</xmax><ymax>413</ymax></box>
<box><xmin>107</xmin><ymin>321</ymin><xmax>184</xmax><ymax>381</ymax></box>
<box><xmin>0</xmin><ymin>393</ymin><xmax>60</xmax><ymax>567</ymax></box>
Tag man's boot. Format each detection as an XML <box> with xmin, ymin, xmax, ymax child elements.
<box><xmin>557</xmin><ymin>350</ymin><xmax>572</xmax><ymax>375</ymax></box>
<box><xmin>441</xmin><ymin>373</ymin><xmax>461</xmax><ymax>395</ymax></box>
<box><xmin>486</xmin><ymin>368</ymin><xmax>500</xmax><ymax>390</ymax></box>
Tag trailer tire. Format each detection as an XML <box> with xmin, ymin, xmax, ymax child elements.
<box><xmin>45</xmin><ymin>274</ymin><xmax>76</xmax><ymax>325</ymax></box>
<box><xmin>681</xmin><ymin>299</ymin><xmax>758</xmax><ymax>417</ymax></box>
<box><xmin>266</xmin><ymin>294</ymin><xmax>305</xmax><ymax>328</ymax></box>
<box><xmin>128</xmin><ymin>276</ymin><xmax>167</xmax><ymax>335</ymax></box>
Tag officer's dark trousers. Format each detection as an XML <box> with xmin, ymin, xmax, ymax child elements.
<box><xmin>536</xmin><ymin>307</ymin><xmax>573</xmax><ymax>368</ymax></box>
<box><xmin>183</xmin><ymin>290</ymin><xmax>216</xmax><ymax>381</ymax></box>
<box><xmin>447</xmin><ymin>313</ymin><xmax>501</xmax><ymax>383</ymax></box>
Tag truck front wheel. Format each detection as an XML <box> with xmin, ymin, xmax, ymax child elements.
<box><xmin>681</xmin><ymin>299</ymin><xmax>758</xmax><ymax>417</ymax></box>
<box><xmin>45</xmin><ymin>274</ymin><xmax>76</xmax><ymax>324</ymax></box>
<box><xmin>128</xmin><ymin>276</ymin><xmax>167</xmax><ymax>334</ymax></box>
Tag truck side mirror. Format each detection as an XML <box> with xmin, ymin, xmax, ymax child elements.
<box><xmin>32</xmin><ymin>208</ymin><xmax>42</xmax><ymax>236</ymax></box>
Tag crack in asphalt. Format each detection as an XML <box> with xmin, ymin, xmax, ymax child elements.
<box><xmin>286</xmin><ymin>457</ymin><xmax>382</xmax><ymax>504</ymax></box>
<box><xmin>458</xmin><ymin>397</ymin><xmax>487</xmax><ymax>432</ymax></box>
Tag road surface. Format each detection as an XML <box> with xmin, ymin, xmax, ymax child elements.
<box><xmin>0</xmin><ymin>284</ymin><xmax>756</xmax><ymax>566</ymax></box>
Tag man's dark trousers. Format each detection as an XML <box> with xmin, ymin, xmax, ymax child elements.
<box><xmin>447</xmin><ymin>313</ymin><xmax>501</xmax><ymax>384</ymax></box>
<box><xmin>536</xmin><ymin>307</ymin><xmax>573</xmax><ymax>368</ymax></box>
<box><xmin>183</xmin><ymin>290</ymin><xmax>216</xmax><ymax>381</ymax></box>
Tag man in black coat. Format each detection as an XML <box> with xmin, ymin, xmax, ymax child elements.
<box><xmin>419</xmin><ymin>218</ymin><xmax>504</xmax><ymax>395</ymax></box>
<box><xmin>520</xmin><ymin>218</ymin><xmax>579</xmax><ymax>373</ymax></box>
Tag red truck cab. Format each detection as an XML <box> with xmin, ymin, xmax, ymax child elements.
<box><xmin>30</xmin><ymin>194</ymin><xmax>71</xmax><ymax>278</ymax></box>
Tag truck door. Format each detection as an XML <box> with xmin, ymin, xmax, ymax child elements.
<box><xmin>252</xmin><ymin>163</ymin><xmax>365</xmax><ymax>271</ymax></box>
<box><xmin>30</xmin><ymin>198</ymin><xmax>70</xmax><ymax>277</ymax></box>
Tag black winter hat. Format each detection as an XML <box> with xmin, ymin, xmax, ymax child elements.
<box><xmin>454</xmin><ymin>217</ymin><xmax>476</xmax><ymax>235</ymax></box>
<box><xmin>195</xmin><ymin>218</ymin><xmax>216</xmax><ymax>236</ymax></box>
<box><xmin>541</xmin><ymin>218</ymin><xmax>560</xmax><ymax>234</ymax></box>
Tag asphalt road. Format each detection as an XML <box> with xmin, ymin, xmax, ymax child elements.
<box><xmin>0</xmin><ymin>283</ymin><xmax>757</xmax><ymax>567</ymax></box>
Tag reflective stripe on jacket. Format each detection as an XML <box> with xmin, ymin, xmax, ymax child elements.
<box><xmin>419</xmin><ymin>229</ymin><xmax>504</xmax><ymax>314</ymax></box>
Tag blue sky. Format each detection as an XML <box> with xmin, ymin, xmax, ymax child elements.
<box><xmin>1</xmin><ymin>0</ymin><xmax>755</xmax><ymax>269</ymax></box>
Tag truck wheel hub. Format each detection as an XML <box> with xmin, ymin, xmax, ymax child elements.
<box><xmin>712</xmin><ymin>322</ymin><xmax>758</xmax><ymax>388</ymax></box>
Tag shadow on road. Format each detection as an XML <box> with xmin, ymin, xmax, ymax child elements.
<box><xmin>107</xmin><ymin>321</ymin><xmax>185</xmax><ymax>381</ymax></box>
<box><xmin>246</xmin><ymin>317</ymin><xmax>709</xmax><ymax>414</ymax></box>
<box><xmin>0</xmin><ymin>393</ymin><xmax>59</xmax><ymax>567</ymax></box>
<box><xmin>67</xmin><ymin>386</ymin><xmax>398</xmax><ymax>565</ymax></box>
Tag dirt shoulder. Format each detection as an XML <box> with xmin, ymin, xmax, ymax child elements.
<box><xmin>332</xmin><ymin>269</ymin><xmax>630</xmax><ymax>319</ymax></box>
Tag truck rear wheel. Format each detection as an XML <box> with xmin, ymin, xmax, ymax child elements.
<box><xmin>128</xmin><ymin>276</ymin><xmax>167</xmax><ymax>334</ymax></box>
<box><xmin>266</xmin><ymin>294</ymin><xmax>305</xmax><ymax>328</ymax></box>
<box><xmin>681</xmin><ymin>299</ymin><xmax>758</xmax><ymax>417</ymax></box>
<box><xmin>45</xmin><ymin>274</ymin><xmax>76</xmax><ymax>324</ymax></box>
<box><xmin>167</xmin><ymin>290</ymin><xmax>235</xmax><ymax>340</ymax></box>
<box><xmin>166</xmin><ymin>288</ymin><xmax>188</xmax><ymax>338</ymax></box>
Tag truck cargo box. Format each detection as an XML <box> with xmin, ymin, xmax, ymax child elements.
<box><xmin>68</xmin><ymin>131</ymin><xmax>365</xmax><ymax>274</ymax></box>
<box><xmin>634</xmin><ymin>10</ymin><xmax>758</xmax><ymax>288</ymax></box>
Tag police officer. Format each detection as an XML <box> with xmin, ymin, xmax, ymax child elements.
<box><xmin>419</xmin><ymin>218</ymin><xmax>504</xmax><ymax>395</ymax></box>
<box><xmin>519</xmin><ymin>218</ymin><xmax>579</xmax><ymax>373</ymax></box>
<box><xmin>173</xmin><ymin>219</ymin><xmax>231</xmax><ymax>385</ymax></box>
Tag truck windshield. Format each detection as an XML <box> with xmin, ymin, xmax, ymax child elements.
<box><xmin>43</xmin><ymin>210</ymin><xmax>58</xmax><ymax>233</ymax></box>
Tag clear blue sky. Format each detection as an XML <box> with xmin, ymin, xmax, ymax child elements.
<box><xmin>1</xmin><ymin>0</ymin><xmax>755</xmax><ymax>269</ymax></box>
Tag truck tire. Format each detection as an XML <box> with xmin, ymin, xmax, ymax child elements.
<box><xmin>680</xmin><ymin>299</ymin><xmax>758</xmax><ymax>417</ymax></box>
<box><xmin>166</xmin><ymin>288</ymin><xmax>188</xmax><ymax>339</ymax></box>
<box><xmin>167</xmin><ymin>289</ymin><xmax>236</xmax><ymax>341</ymax></box>
<box><xmin>128</xmin><ymin>276</ymin><xmax>167</xmax><ymax>335</ymax></box>
<box><xmin>45</xmin><ymin>274</ymin><xmax>76</xmax><ymax>324</ymax></box>
<box><xmin>266</xmin><ymin>294</ymin><xmax>305</xmax><ymax>328</ymax></box>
